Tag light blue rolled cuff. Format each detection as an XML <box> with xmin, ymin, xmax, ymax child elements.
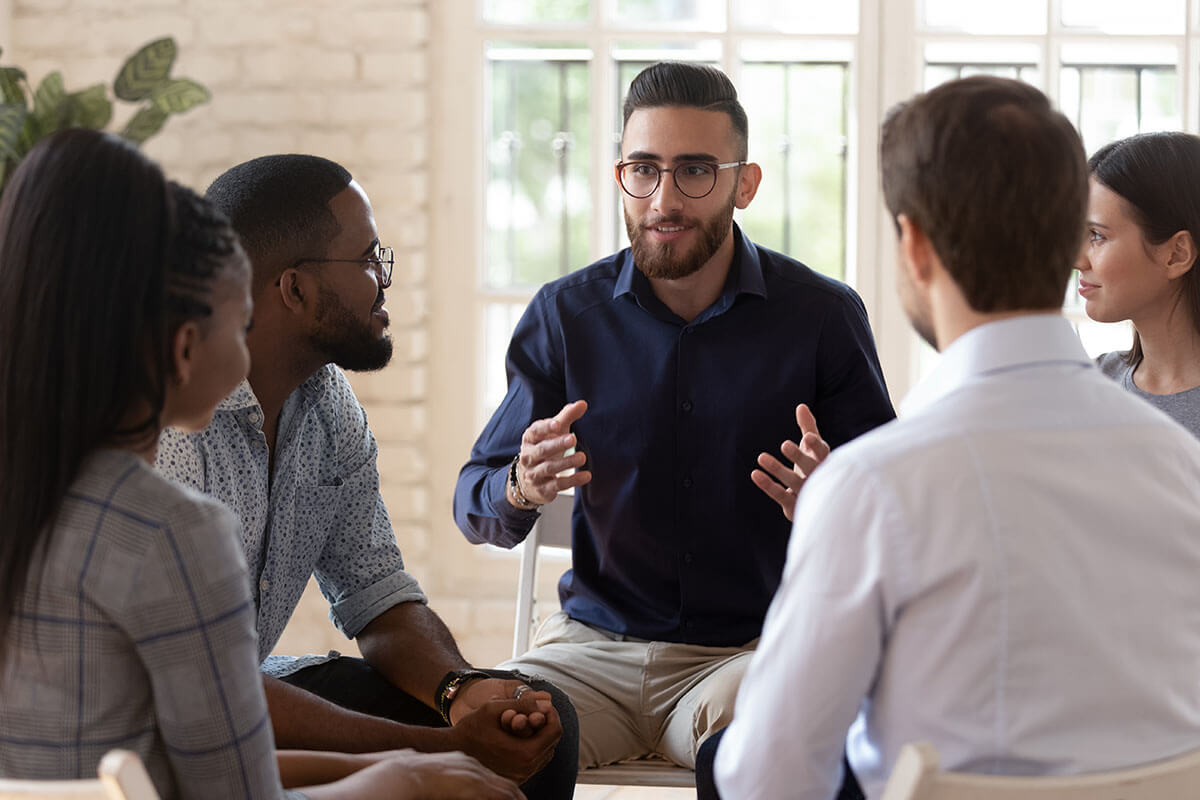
<box><xmin>329</xmin><ymin>569</ymin><xmax>427</xmax><ymax>639</ymax></box>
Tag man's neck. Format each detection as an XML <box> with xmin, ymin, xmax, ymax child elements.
<box><xmin>247</xmin><ymin>331</ymin><xmax>324</xmax><ymax>449</ymax></box>
<box><xmin>646</xmin><ymin>228</ymin><xmax>736</xmax><ymax>323</ymax></box>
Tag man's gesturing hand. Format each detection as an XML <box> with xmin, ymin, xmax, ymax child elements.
<box><xmin>508</xmin><ymin>400</ymin><xmax>592</xmax><ymax>508</ymax></box>
<box><xmin>751</xmin><ymin>403</ymin><xmax>831</xmax><ymax>521</ymax></box>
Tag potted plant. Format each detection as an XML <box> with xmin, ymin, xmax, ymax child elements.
<box><xmin>0</xmin><ymin>37</ymin><xmax>210</xmax><ymax>190</ymax></box>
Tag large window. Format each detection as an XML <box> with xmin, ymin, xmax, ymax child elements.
<box><xmin>474</xmin><ymin>1</ymin><xmax>870</xmax><ymax>416</ymax></box>
<box><xmin>451</xmin><ymin>0</ymin><xmax>1200</xmax><ymax>420</ymax></box>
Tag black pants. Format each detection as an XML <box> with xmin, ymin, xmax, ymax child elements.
<box><xmin>281</xmin><ymin>656</ymin><xmax>579</xmax><ymax>800</ymax></box>
<box><xmin>694</xmin><ymin>727</ymin><xmax>864</xmax><ymax>800</ymax></box>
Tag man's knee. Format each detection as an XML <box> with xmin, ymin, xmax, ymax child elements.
<box><xmin>689</xmin><ymin>664</ymin><xmax>745</xmax><ymax>744</ymax></box>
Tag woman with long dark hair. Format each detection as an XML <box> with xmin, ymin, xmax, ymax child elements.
<box><xmin>1077</xmin><ymin>131</ymin><xmax>1200</xmax><ymax>438</ymax></box>
<box><xmin>0</xmin><ymin>129</ymin><xmax>522</xmax><ymax>800</ymax></box>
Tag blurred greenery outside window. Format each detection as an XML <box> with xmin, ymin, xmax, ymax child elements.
<box><xmin>918</xmin><ymin>1</ymin><xmax>1189</xmax><ymax>374</ymax></box>
<box><xmin>479</xmin><ymin>2</ymin><xmax>860</xmax><ymax>414</ymax></box>
<box><xmin>478</xmin><ymin>0</ymin><xmax>1200</xmax><ymax>411</ymax></box>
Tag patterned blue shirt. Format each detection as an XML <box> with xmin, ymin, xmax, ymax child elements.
<box><xmin>156</xmin><ymin>365</ymin><xmax>425</xmax><ymax>675</ymax></box>
<box><xmin>0</xmin><ymin>449</ymin><xmax>304</xmax><ymax>800</ymax></box>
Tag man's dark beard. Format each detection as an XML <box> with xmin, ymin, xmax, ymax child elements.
<box><xmin>309</xmin><ymin>285</ymin><xmax>393</xmax><ymax>372</ymax></box>
<box><xmin>625</xmin><ymin>190</ymin><xmax>736</xmax><ymax>280</ymax></box>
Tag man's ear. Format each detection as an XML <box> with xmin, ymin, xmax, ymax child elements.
<box><xmin>734</xmin><ymin>162</ymin><xmax>762</xmax><ymax>210</ymax></box>
<box><xmin>277</xmin><ymin>268</ymin><xmax>311</xmax><ymax>314</ymax></box>
<box><xmin>171</xmin><ymin>321</ymin><xmax>201</xmax><ymax>386</ymax></box>
<box><xmin>1164</xmin><ymin>229</ymin><xmax>1197</xmax><ymax>280</ymax></box>
<box><xmin>897</xmin><ymin>213</ymin><xmax>936</xmax><ymax>288</ymax></box>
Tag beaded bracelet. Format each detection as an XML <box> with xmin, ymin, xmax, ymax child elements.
<box><xmin>508</xmin><ymin>454</ymin><xmax>540</xmax><ymax>509</ymax></box>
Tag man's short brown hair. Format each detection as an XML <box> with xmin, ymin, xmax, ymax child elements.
<box><xmin>880</xmin><ymin>76</ymin><xmax>1088</xmax><ymax>311</ymax></box>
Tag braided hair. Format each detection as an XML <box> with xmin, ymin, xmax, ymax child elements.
<box><xmin>0</xmin><ymin>130</ymin><xmax>245</xmax><ymax>668</ymax></box>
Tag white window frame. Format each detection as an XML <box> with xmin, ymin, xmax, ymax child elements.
<box><xmin>429</xmin><ymin>0</ymin><xmax>1200</xmax><ymax>502</ymax></box>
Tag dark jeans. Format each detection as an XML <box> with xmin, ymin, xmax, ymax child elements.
<box><xmin>695</xmin><ymin>727</ymin><xmax>864</xmax><ymax>800</ymax></box>
<box><xmin>281</xmin><ymin>656</ymin><xmax>579</xmax><ymax>800</ymax></box>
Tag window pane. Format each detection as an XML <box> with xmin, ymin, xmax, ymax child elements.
<box><xmin>483</xmin><ymin>302</ymin><xmax>529</xmax><ymax>420</ymax></box>
<box><xmin>484</xmin><ymin>0</ymin><xmax>590</xmax><ymax>24</ymax></box>
<box><xmin>611</xmin><ymin>0</ymin><xmax>724</xmax><ymax>29</ymax></box>
<box><xmin>735</xmin><ymin>0</ymin><xmax>857</xmax><ymax>34</ymax></box>
<box><xmin>1061</xmin><ymin>0</ymin><xmax>1184</xmax><ymax>34</ymax></box>
<box><xmin>922</xmin><ymin>0</ymin><xmax>1047</xmax><ymax>34</ymax></box>
<box><xmin>923</xmin><ymin>43</ymin><xmax>1042</xmax><ymax>90</ymax></box>
<box><xmin>486</xmin><ymin>46</ymin><xmax>592</xmax><ymax>289</ymax></box>
<box><xmin>739</xmin><ymin>60</ymin><xmax>848</xmax><ymax>280</ymax></box>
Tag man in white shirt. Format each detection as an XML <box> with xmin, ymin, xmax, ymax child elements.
<box><xmin>709</xmin><ymin>75</ymin><xmax>1200</xmax><ymax>799</ymax></box>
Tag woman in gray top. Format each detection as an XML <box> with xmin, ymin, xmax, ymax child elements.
<box><xmin>1077</xmin><ymin>132</ymin><xmax>1200</xmax><ymax>438</ymax></box>
<box><xmin>0</xmin><ymin>130</ymin><xmax>521</xmax><ymax>800</ymax></box>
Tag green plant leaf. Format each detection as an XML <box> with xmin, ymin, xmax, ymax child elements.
<box><xmin>114</xmin><ymin>38</ymin><xmax>176</xmax><ymax>102</ymax></box>
<box><xmin>32</xmin><ymin>71</ymin><xmax>67</xmax><ymax>135</ymax></box>
<box><xmin>120</xmin><ymin>104</ymin><xmax>167</xmax><ymax>144</ymax></box>
<box><xmin>67</xmin><ymin>84</ymin><xmax>112</xmax><ymax>129</ymax></box>
<box><xmin>0</xmin><ymin>67</ymin><xmax>26</xmax><ymax>106</ymax></box>
<box><xmin>0</xmin><ymin>103</ymin><xmax>28</xmax><ymax>160</ymax></box>
<box><xmin>150</xmin><ymin>78</ymin><xmax>210</xmax><ymax>114</ymax></box>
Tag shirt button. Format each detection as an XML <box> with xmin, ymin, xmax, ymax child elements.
<box><xmin>259</xmin><ymin>577</ymin><xmax>270</xmax><ymax>593</ymax></box>
<box><xmin>682</xmin><ymin>477</ymin><xmax>693</xmax><ymax>489</ymax></box>
<box><xmin>683</xmin><ymin>552</ymin><xmax>695</xmax><ymax>565</ymax></box>
<box><xmin>248</xmin><ymin>410</ymin><xmax>262</xmax><ymax>424</ymax></box>
<box><xmin>681</xmin><ymin>400</ymin><xmax>693</xmax><ymax>412</ymax></box>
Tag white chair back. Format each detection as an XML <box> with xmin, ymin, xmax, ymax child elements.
<box><xmin>0</xmin><ymin>750</ymin><xmax>159</xmax><ymax>800</ymax></box>
<box><xmin>511</xmin><ymin>493</ymin><xmax>696</xmax><ymax>788</ymax></box>
<box><xmin>881</xmin><ymin>742</ymin><xmax>1200</xmax><ymax>800</ymax></box>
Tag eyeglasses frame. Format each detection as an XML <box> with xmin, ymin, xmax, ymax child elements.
<box><xmin>614</xmin><ymin>159</ymin><xmax>746</xmax><ymax>199</ymax></box>
<box><xmin>291</xmin><ymin>245</ymin><xmax>395</xmax><ymax>289</ymax></box>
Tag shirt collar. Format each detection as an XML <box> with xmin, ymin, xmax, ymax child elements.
<box><xmin>900</xmin><ymin>314</ymin><xmax>1093</xmax><ymax>416</ymax></box>
<box><xmin>612</xmin><ymin>222</ymin><xmax>767</xmax><ymax>311</ymax></box>
<box><xmin>217</xmin><ymin>379</ymin><xmax>260</xmax><ymax>412</ymax></box>
<box><xmin>214</xmin><ymin>368</ymin><xmax>333</xmax><ymax>414</ymax></box>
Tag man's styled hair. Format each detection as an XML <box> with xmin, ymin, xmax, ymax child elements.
<box><xmin>622</xmin><ymin>61</ymin><xmax>749</xmax><ymax>159</ymax></box>
<box><xmin>880</xmin><ymin>76</ymin><xmax>1088</xmax><ymax>312</ymax></box>
<box><xmin>206</xmin><ymin>154</ymin><xmax>352</xmax><ymax>293</ymax></box>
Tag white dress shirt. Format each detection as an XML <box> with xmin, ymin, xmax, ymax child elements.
<box><xmin>715</xmin><ymin>314</ymin><xmax>1200</xmax><ymax>800</ymax></box>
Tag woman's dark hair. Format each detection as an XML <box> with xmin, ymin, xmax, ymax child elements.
<box><xmin>1088</xmin><ymin>131</ymin><xmax>1200</xmax><ymax>366</ymax></box>
<box><xmin>0</xmin><ymin>128</ymin><xmax>244</xmax><ymax>665</ymax></box>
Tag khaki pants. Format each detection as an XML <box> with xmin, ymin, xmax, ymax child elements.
<box><xmin>500</xmin><ymin>610</ymin><xmax>756</xmax><ymax>769</ymax></box>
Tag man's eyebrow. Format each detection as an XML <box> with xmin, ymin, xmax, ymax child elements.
<box><xmin>1086</xmin><ymin>221</ymin><xmax>1111</xmax><ymax>230</ymax></box>
<box><xmin>623</xmin><ymin>151</ymin><xmax>720</xmax><ymax>163</ymax></box>
<box><xmin>359</xmin><ymin>237</ymin><xmax>380</xmax><ymax>257</ymax></box>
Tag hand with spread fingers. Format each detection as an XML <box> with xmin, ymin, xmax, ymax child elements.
<box><xmin>751</xmin><ymin>403</ymin><xmax>831</xmax><ymax>522</ymax></box>
<box><xmin>508</xmin><ymin>400</ymin><xmax>592</xmax><ymax>508</ymax></box>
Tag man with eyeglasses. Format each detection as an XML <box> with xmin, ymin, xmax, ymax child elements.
<box><xmin>455</xmin><ymin>61</ymin><xmax>895</xmax><ymax>774</ymax></box>
<box><xmin>157</xmin><ymin>154</ymin><xmax>578</xmax><ymax>799</ymax></box>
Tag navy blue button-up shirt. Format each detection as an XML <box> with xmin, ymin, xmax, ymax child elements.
<box><xmin>454</xmin><ymin>226</ymin><xmax>895</xmax><ymax>646</ymax></box>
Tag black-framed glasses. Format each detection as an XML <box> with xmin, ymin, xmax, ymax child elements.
<box><xmin>293</xmin><ymin>245</ymin><xmax>394</xmax><ymax>289</ymax></box>
<box><xmin>615</xmin><ymin>160</ymin><xmax>745</xmax><ymax>199</ymax></box>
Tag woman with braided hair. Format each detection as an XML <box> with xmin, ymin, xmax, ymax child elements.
<box><xmin>0</xmin><ymin>129</ymin><xmax>523</xmax><ymax>800</ymax></box>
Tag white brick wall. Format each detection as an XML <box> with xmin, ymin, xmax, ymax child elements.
<box><xmin>2</xmin><ymin>0</ymin><xmax>496</xmax><ymax>665</ymax></box>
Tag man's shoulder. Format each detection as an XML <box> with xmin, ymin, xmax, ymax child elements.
<box><xmin>750</xmin><ymin>241</ymin><xmax>867</xmax><ymax>310</ymax></box>
<box><xmin>537</xmin><ymin>250</ymin><xmax>627</xmax><ymax>302</ymax></box>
